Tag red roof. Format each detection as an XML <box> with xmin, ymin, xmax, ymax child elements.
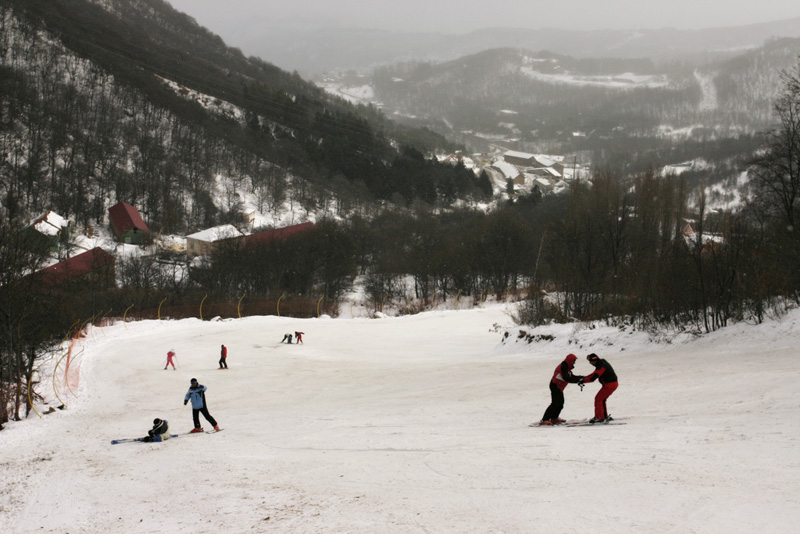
<box><xmin>35</xmin><ymin>248</ymin><xmax>115</xmax><ymax>288</ymax></box>
<box><xmin>108</xmin><ymin>201</ymin><xmax>149</xmax><ymax>236</ymax></box>
<box><xmin>244</xmin><ymin>222</ymin><xmax>315</xmax><ymax>250</ymax></box>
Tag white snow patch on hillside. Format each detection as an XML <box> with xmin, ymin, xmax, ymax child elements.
<box><xmin>694</xmin><ymin>70</ymin><xmax>719</xmax><ymax>111</ymax></box>
<box><xmin>318</xmin><ymin>82</ymin><xmax>377</xmax><ymax>105</ymax></box>
<box><xmin>520</xmin><ymin>68</ymin><xmax>671</xmax><ymax>89</ymax></box>
<box><xmin>157</xmin><ymin>75</ymin><xmax>246</xmax><ymax>125</ymax></box>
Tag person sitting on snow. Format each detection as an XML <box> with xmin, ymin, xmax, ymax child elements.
<box><xmin>142</xmin><ymin>418</ymin><xmax>170</xmax><ymax>442</ymax></box>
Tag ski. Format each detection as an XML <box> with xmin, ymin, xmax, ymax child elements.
<box><xmin>530</xmin><ymin>416</ymin><xmax>628</xmax><ymax>427</ymax></box>
<box><xmin>565</xmin><ymin>421</ymin><xmax>627</xmax><ymax>427</ymax></box>
<box><xmin>529</xmin><ymin>418</ymin><xmax>588</xmax><ymax>427</ymax></box>
<box><xmin>185</xmin><ymin>428</ymin><xmax>223</xmax><ymax>435</ymax></box>
<box><xmin>111</xmin><ymin>433</ymin><xmax>181</xmax><ymax>444</ymax></box>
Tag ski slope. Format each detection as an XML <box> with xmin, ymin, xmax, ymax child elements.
<box><xmin>2</xmin><ymin>304</ymin><xmax>799</xmax><ymax>533</ymax></box>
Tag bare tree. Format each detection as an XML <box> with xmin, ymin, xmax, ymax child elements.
<box><xmin>749</xmin><ymin>62</ymin><xmax>800</xmax><ymax>230</ymax></box>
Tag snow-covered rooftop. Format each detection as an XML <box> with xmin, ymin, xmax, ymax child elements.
<box><xmin>186</xmin><ymin>224</ymin><xmax>242</xmax><ymax>242</ymax></box>
<box><xmin>30</xmin><ymin>211</ymin><xmax>69</xmax><ymax>236</ymax></box>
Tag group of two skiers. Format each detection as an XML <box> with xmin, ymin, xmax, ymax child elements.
<box><xmin>164</xmin><ymin>344</ymin><xmax>228</xmax><ymax>370</ymax></box>
<box><xmin>281</xmin><ymin>331</ymin><xmax>304</xmax><ymax>344</ymax></box>
<box><xmin>143</xmin><ymin>377</ymin><xmax>220</xmax><ymax>440</ymax></box>
<box><xmin>540</xmin><ymin>352</ymin><xmax>618</xmax><ymax>425</ymax></box>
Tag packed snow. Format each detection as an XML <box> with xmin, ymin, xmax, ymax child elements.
<box><xmin>2</xmin><ymin>302</ymin><xmax>799</xmax><ymax>533</ymax></box>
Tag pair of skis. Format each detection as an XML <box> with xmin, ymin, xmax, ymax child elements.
<box><xmin>111</xmin><ymin>428</ymin><xmax>223</xmax><ymax>444</ymax></box>
<box><xmin>529</xmin><ymin>417</ymin><xmax>627</xmax><ymax>428</ymax></box>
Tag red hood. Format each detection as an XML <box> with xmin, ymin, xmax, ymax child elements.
<box><xmin>565</xmin><ymin>354</ymin><xmax>578</xmax><ymax>368</ymax></box>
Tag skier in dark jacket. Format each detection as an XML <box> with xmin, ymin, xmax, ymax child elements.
<box><xmin>539</xmin><ymin>354</ymin><xmax>584</xmax><ymax>425</ymax></box>
<box><xmin>142</xmin><ymin>418</ymin><xmax>170</xmax><ymax>442</ymax></box>
<box><xmin>184</xmin><ymin>378</ymin><xmax>219</xmax><ymax>433</ymax></box>
<box><xmin>583</xmin><ymin>353</ymin><xmax>619</xmax><ymax>423</ymax></box>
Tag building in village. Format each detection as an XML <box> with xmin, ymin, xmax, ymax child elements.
<box><xmin>108</xmin><ymin>201</ymin><xmax>150</xmax><ymax>245</ymax></box>
<box><xmin>244</xmin><ymin>222</ymin><xmax>315</xmax><ymax>251</ymax></box>
<box><xmin>32</xmin><ymin>247</ymin><xmax>116</xmax><ymax>289</ymax></box>
<box><xmin>22</xmin><ymin>211</ymin><xmax>71</xmax><ymax>253</ymax></box>
<box><xmin>185</xmin><ymin>224</ymin><xmax>244</xmax><ymax>259</ymax></box>
<box><xmin>497</xmin><ymin>150</ymin><xmax>589</xmax><ymax>196</ymax></box>
<box><xmin>184</xmin><ymin>222</ymin><xmax>315</xmax><ymax>258</ymax></box>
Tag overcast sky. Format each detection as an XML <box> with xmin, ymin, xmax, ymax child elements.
<box><xmin>167</xmin><ymin>0</ymin><xmax>800</xmax><ymax>36</ymax></box>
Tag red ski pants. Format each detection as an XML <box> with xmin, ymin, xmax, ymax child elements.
<box><xmin>594</xmin><ymin>382</ymin><xmax>618</xmax><ymax>419</ymax></box>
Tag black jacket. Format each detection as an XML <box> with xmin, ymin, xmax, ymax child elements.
<box><xmin>585</xmin><ymin>359</ymin><xmax>618</xmax><ymax>384</ymax></box>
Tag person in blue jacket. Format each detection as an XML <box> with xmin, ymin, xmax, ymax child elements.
<box><xmin>184</xmin><ymin>378</ymin><xmax>219</xmax><ymax>433</ymax></box>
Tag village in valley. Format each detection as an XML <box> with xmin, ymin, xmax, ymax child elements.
<box><xmin>22</xmin><ymin>201</ymin><xmax>316</xmax><ymax>290</ymax></box>
<box><xmin>23</xmin><ymin>144</ymin><xmax>718</xmax><ymax>291</ymax></box>
<box><xmin>471</xmin><ymin>149</ymin><xmax>590</xmax><ymax>197</ymax></box>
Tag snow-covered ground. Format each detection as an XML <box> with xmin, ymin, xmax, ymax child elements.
<box><xmin>2</xmin><ymin>303</ymin><xmax>799</xmax><ymax>533</ymax></box>
<box><xmin>520</xmin><ymin>67</ymin><xmax>671</xmax><ymax>89</ymax></box>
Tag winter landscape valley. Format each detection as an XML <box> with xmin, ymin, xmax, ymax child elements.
<box><xmin>1</xmin><ymin>302</ymin><xmax>799</xmax><ymax>533</ymax></box>
<box><xmin>3</xmin><ymin>1</ymin><xmax>800</xmax><ymax>532</ymax></box>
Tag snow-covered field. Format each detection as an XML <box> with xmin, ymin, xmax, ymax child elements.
<box><xmin>2</xmin><ymin>303</ymin><xmax>799</xmax><ymax>533</ymax></box>
<box><xmin>519</xmin><ymin>68</ymin><xmax>671</xmax><ymax>89</ymax></box>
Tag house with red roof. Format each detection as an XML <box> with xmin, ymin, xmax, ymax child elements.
<box><xmin>108</xmin><ymin>201</ymin><xmax>150</xmax><ymax>244</ymax></box>
<box><xmin>243</xmin><ymin>222</ymin><xmax>315</xmax><ymax>250</ymax></box>
<box><xmin>33</xmin><ymin>247</ymin><xmax>115</xmax><ymax>289</ymax></box>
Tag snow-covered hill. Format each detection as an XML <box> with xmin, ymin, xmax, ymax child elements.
<box><xmin>1</xmin><ymin>303</ymin><xmax>799</xmax><ymax>533</ymax></box>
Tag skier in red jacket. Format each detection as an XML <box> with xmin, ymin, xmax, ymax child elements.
<box><xmin>219</xmin><ymin>344</ymin><xmax>228</xmax><ymax>369</ymax></box>
<box><xmin>164</xmin><ymin>349</ymin><xmax>176</xmax><ymax>370</ymax></box>
<box><xmin>539</xmin><ymin>354</ymin><xmax>584</xmax><ymax>425</ymax></box>
<box><xmin>583</xmin><ymin>353</ymin><xmax>619</xmax><ymax>423</ymax></box>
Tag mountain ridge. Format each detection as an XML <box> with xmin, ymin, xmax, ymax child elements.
<box><xmin>236</xmin><ymin>17</ymin><xmax>800</xmax><ymax>75</ymax></box>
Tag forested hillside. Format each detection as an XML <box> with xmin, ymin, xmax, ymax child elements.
<box><xmin>0</xmin><ymin>0</ymin><xmax>483</xmax><ymax>235</ymax></box>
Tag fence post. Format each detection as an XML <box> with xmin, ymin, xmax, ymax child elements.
<box><xmin>52</xmin><ymin>351</ymin><xmax>71</xmax><ymax>409</ymax></box>
<box><xmin>199</xmin><ymin>294</ymin><xmax>208</xmax><ymax>320</ymax></box>
<box><xmin>158</xmin><ymin>297</ymin><xmax>167</xmax><ymax>320</ymax></box>
<box><xmin>277</xmin><ymin>293</ymin><xmax>285</xmax><ymax>317</ymax></box>
<box><xmin>317</xmin><ymin>295</ymin><xmax>324</xmax><ymax>318</ymax></box>
<box><xmin>238</xmin><ymin>294</ymin><xmax>246</xmax><ymax>319</ymax></box>
<box><xmin>27</xmin><ymin>365</ymin><xmax>43</xmax><ymax>419</ymax></box>
<box><xmin>123</xmin><ymin>303</ymin><xmax>134</xmax><ymax>329</ymax></box>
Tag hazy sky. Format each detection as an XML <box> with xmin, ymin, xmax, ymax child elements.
<box><xmin>167</xmin><ymin>0</ymin><xmax>800</xmax><ymax>36</ymax></box>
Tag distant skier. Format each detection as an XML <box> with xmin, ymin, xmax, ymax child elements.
<box><xmin>183</xmin><ymin>378</ymin><xmax>219</xmax><ymax>433</ymax></box>
<box><xmin>142</xmin><ymin>418</ymin><xmax>170</xmax><ymax>442</ymax></box>
<box><xmin>219</xmin><ymin>344</ymin><xmax>228</xmax><ymax>369</ymax></box>
<box><xmin>539</xmin><ymin>353</ymin><xmax>584</xmax><ymax>425</ymax></box>
<box><xmin>165</xmin><ymin>349</ymin><xmax>176</xmax><ymax>370</ymax></box>
<box><xmin>583</xmin><ymin>353</ymin><xmax>619</xmax><ymax>423</ymax></box>
<box><xmin>294</xmin><ymin>331</ymin><xmax>304</xmax><ymax>344</ymax></box>
<box><xmin>281</xmin><ymin>333</ymin><xmax>293</xmax><ymax>344</ymax></box>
